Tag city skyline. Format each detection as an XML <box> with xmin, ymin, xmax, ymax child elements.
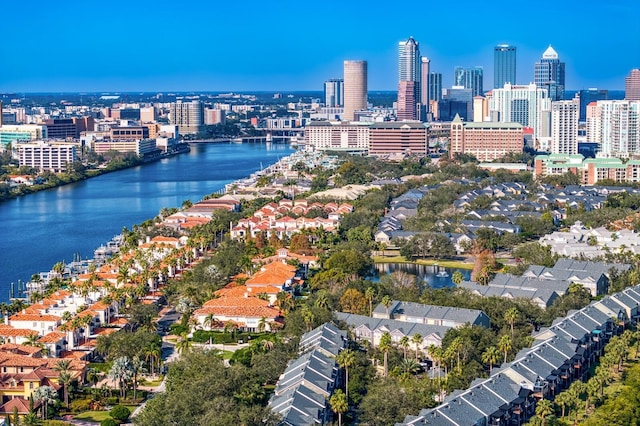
<box><xmin>0</xmin><ymin>0</ymin><xmax>638</xmax><ymax>92</ymax></box>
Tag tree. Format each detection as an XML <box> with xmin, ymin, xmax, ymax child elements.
<box><xmin>329</xmin><ymin>389</ymin><xmax>348</xmax><ymax>426</ymax></box>
<box><xmin>108</xmin><ymin>356</ymin><xmax>133</xmax><ymax>399</ymax></box>
<box><xmin>336</xmin><ymin>349</ymin><xmax>356</xmax><ymax>402</ymax></box>
<box><xmin>381</xmin><ymin>295</ymin><xmax>393</xmax><ymax>318</ymax></box>
<box><xmin>33</xmin><ymin>385</ymin><xmax>57</xmax><ymax>420</ymax></box>
<box><xmin>365</xmin><ymin>286</ymin><xmax>376</xmax><ymax>317</ymax></box>
<box><xmin>451</xmin><ymin>271</ymin><xmax>464</xmax><ymax>285</ymax></box>
<box><xmin>399</xmin><ymin>336</ymin><xmax>410</xmax><ymax>360</ymax></box>
<box><xmin>131</xmin><ymin>355</ymin><xmax>146</xmax><ymax>401</ymax></box>
<box><xmin>379</xmin><ymin>332</ymin><xmax>392</xmax><ymax>378</ymax></box>
<box><xmin>53</xmin><ymin>359</ymin><xmax>73</xmax><ymax>408</ymax></box>
<box><xmin>554</xmin><ymin>391</ymin><xmax>573</xmax><ymax>419</ymax></box>
<box><xmin>504</xmin><ymin>307</ymin><xmax>519</xmax><ymax>338</ymax></box>
<box><xmin>339</xmin><ymin>288</ymin><xmax>367</xmax><ymax>314</ymax></box>
<box><xmin>481</xmin><ymin>346</ymin><xmax>500</xmax><ymax>374</ymax></box>
<box><xmin>497</xmin><ymin>334</ymin><xmax>512</xmax><ymax>364</ymax></box>
<box><xmin>109</xmin><ymin>405</ymin><xmax>131</xmax><ymax>422</ymax></box>
<box><xmin>535</xmin><ymin>399</ymin><xmax>555</xmax><ymax>426</ymax></box>
<box><xmin>176</xmin><ymin>333</ymin><xmax>193</xmax><ymax>355</ymax></box>
<box><xmin>411</xmin><ymin>334</ymin><xmax>423</xmax><ymax>360</ymax></box>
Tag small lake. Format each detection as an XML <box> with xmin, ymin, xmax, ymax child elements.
<box><xmin>372</xmin><ymin>263</ymin><xmax>472</xmax><ymax>288</ymax></box>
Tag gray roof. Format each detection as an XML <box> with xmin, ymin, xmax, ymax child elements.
<box><xmin>457</xmin><ymin>281</ymin><xmax>559</xmax><ymax>308</ymax></box>
<box><xmin>299</xmin><ymin>322</ymin><xmax>346</xmax><ymax>356</ymax></box>
<box><xmin>373</xmin><ymin>300</ymin><xmax>488</xmax><ymax>326</ymax></box>
<box><xmin>335</xmin><ymin>312</ymin><xmax>450</xmax><ymax>340</ymax></box>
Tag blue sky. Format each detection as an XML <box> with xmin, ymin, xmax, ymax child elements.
<box><xmin>1</xmin><ymin>0</ymin><xmax>638</xmax><ymax>92</ymax></box>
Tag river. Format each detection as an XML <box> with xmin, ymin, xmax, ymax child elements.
<box><xmin>0</xmin><ymin>142</ymin><xmax>294</xmax><ymax>299</ymax></box>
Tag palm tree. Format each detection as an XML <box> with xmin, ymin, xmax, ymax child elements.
<box><xmin>301</xmin><ymin>306</ymin><xmax>315</xmax><ymax>332</ymax></box>
<box><xmin>497</xmin><ymin>334</ymin><xmax>513</xmax><ymax>364</ymax></box>
<box><xmin>381</xmin><ymin>295</ymin><xmax>393</xmax><ymax>318</ymax></box>
<box><xmin>329</xmin><ymin>389</ymin><xmax>348</xmax><ymax>426</ymax></box>
<box><xmin>202</xmin><ymin>313</ymin><xmax>216</xmax><ymax>331</ymax></box>
<box><xmin>145</xmin><ymin>347</ymin><xmax>161</xmax><ymax>377</ymax></box>
<box><xmin>399</xmin><ymin>336</ymin><xmax>410</xmax><ymax>360</ymax></box>
<box><xmin>86</xmin><ymin>367</ymin><xmax>101</xmax><ymax>388</ymax></box>
<box><xmin>58</xmin><ymin>371</ymin><xmax>73</xmax><ymax>408</ymax></box>
<box><xmin>399</xmin><ymin>358</ymin><xmax>421</xmax><ymax>376</ymax></box>
<box><xmin>23</xmin><ymin>332</ymin><xmax>42</xmax><ymax>348</ymax></box>
<box><xmin>314</xmin><ymin>290</ymin><xmax>330</xmax><ymax>310</ymax></box>
<box><xmin>335</xmin><ymin>349</ymin><xmax>356</xmax><ymax>402</ymax></box>
<box><xmin>379</xmin><ymin>331</ymin><xmax>392</xmax><ymax>378</ymax></box>
<box><xmin>365</xmin><ymin>287</ymin><xmax>376</xmax><ymax>317</ymax></box>
<box><xmin>131</xmin><ymin>355</ymin><xmax>146</xmax><ymax>401</ymax></box>
<box><xmin>257</xmin><ymin>316</ymin><xmax>268</xmax><ymax>333</ymax></box>
<box><xmin>175</xmin><ymin>333</ymin><xmax>192</xmax><ymax>355</ymax></box>
<box><xmin>108</xmin><ymin>356</ymin><xmax>133</xmax><ymax>399</ymax></box>
<box><xmin>451</xmin><ymin>271</ymin><xmax>464</xmax><ymax>285</ymax></box>
<box><xmin>481</xmin><ymin>346</ymin><xmax>501</xmax><ymax>374</ymax></box>
<box><xmin>411</xmin><ymin>334</ymin><xmax>423</xmax><ymax>360</ymax></box>
<box><xmin>554</xmin><ymin>391</ymin><xmax>572</xmax><ymax>419</ymax></box>
<box><xmin>504</xmin><ymin>307</ymin><xmax>519</xmax><ymax>338</ymax></box>
<box><xmin>535</xmin><ymin>399</ymin><xmax>554</xmax><ymax>426</ymax></box>
<box><xmin>33</xmin><ymin>385</ymin><xmax>57</xmax><ymax>420</ymax></box>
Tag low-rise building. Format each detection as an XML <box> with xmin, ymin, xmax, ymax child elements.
<box><xmin>17</xmin><ymin>142</ymin><xmax>76</xmax><ymax>172</ymax></box>
<box><xmin>450</xmin><ymin>114</ymin><xmax>524</xmax><ymax>161</ymax></box>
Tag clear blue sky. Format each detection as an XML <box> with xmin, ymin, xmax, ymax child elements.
<box><xmin>1</xmin><ymin>0</ymin><xmax>638</xmax><ymax>92</ymax></box>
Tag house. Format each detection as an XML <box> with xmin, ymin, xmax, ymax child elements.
<box><xmin>192</xmin><ymin>297</ymin><xmax>281</xmax><ymax>332</ymax></box>
<box><xmin>372</xmin><ymin>300</ymin><xmax>490</xmax><ymax>328</ymax></box>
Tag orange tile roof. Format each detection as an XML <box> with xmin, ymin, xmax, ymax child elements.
<box><xmin>38</xmin><ymin>332</ymin><xmax>67</xmax><ymax>343</ymax></box>
<box><xmin>0</xmin><ymin>326</ymin><xmax>39</xmax><ymax>337</ymax></box>
<box><xmin>194</xmin><ymin>305</ymin><xmax>280</xmax><ymax>319</ymax></box>
<box><xmin>0</xmin><ymin>344</ymin><xmax>42</xmax><ymax>356</ymax></box>
<box><xmin>245</xmin><ymin>261</ymin><xmax>296</xmax><ymax>287</ymax></box>
<box><xmin>203</xmin><ymin>296</ymin><xmax>270</xmax><ymax>308</ymax></box>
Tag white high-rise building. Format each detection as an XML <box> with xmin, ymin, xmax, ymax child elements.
<box><xmin>397</xmin><ymin>37</ymin><xmax>421</xmax><ymax>120</ymax></box>
<box><xmin>551</xmin><ymin>96</ymin><xmax>579</xmax><ymax>154</ymax></box>
<box><xmin>587</xmin><ymin>100</ymin><xmax>640</xmax><ymax>156</ymax></box>
<box><xmin>488</xmin><ymin>83</ymin><xmax>551</xmax><ymax>140</ymax></box>
<box><xmin>343</xmin><ymin>61</ymin><xmax>368</xmax><ymax>122</ymax></box>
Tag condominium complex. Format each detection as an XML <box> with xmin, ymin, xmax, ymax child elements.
<box><xmin>169</xmin><ymin>100</ymin><xmax>204</xmax><ymax>134</ymax></box>
<box><xmin>535</xmin><ymin>153</ymin><xmax>640</xmax><ymax>185</ymax></box>
<box><xmin>551</xmin><ymin>96</ymin><xmax>579</xmax><ymax>154</ymax></box>
<box><xmin>586</xmin><ymin>100</ymin><xmax>640</xmax><ymax>156</ymax></box>
<box><xmin>93</xmin><ymin>139</ymin><xmax>157</xmax><ymax>156</ymax></box>
<box><xmin>18</xmin><ymin>142</ymin><xmax>77</xmax><ymax>172</ymax></box>
<box><xmin>449</xmin><ymin>114</ymin><xmax>524</xmax><ymax>161</ymax></box>
<box><xmin>343</xmin><ymin>60</ymin><xmax>368</xmax><ymax>121</ymax></box>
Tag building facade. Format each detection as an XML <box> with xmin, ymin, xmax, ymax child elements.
<box><xmin>626</xmin><ymin>69</ymin><xmax>640</xmax><ymax>101</ymax></box>
<box><xmin>18</xmin><ymin>142</ymin><xmax>77</xmax><ymax>172</ymax></box>
<box><xmin>369</xmin><ymin>122</ymin><xmax>429</xmax><ymax>156</ymax></box>
<box><xmin>551</xmin><ymin>96</ymin><xmax>580</xmax><ymax>154</ymax></box>
<box><xmin>0</xmin><ymin>125</ymin><xmax>47</xmax><ymax>146</ymax></box>
<box><xmin>488</xmin><ymin>83</ymin><xmax>551</xmax><ymax>140</ymax></box>
<box><xmin>494</xmin><ymin>44</ymin><xmax>516</xmax><ymax>88</ymax></box>
<box><xmin>304</xmin><ymin>121</ymin><xmax>370</xmax><ymax>153</ymax></box>
<box><xmin>534</xmin><ymin>45</ymin><xmax>566</xmax><ymax>101</ymax></box>
<box><xmin>343</xmin><ymin>60</ymin><xmax>368</xmax><ymax>121</ymax></box>
<box><xmin>397</xmin><ymin>37</ymin><xmax>422</xmax><ymax>121</ymax></box>
<box><xmin>454</xmin><ymin>66</ymin><xmax>484</xmax><ymax>97</ymax></box>
<box><xmin>324</xmin><ymin>78</ymin><xmax>344</xmax><ymax>107</ymax></box>
<box><xmin>397</xmin><ymin>81</ymin><xmax>417</xmax><ymax>121</ymax></box>
<box><xmin>169</xmin><ymin>100</ymin><xmax>204</xmax><ymax>134</ymax></box>
<box><xmin>450</xmin><ymin>115</ymin><xmax>524</xmax><ymax>161</ymax></box>
<box><xmin>586</xmin><ymin>100</ymin><xmax>640</xmax><ymax>156</ymax></box>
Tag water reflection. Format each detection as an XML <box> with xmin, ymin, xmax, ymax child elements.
<box><xmin>372</xmin><ymin>263</ymin><xmax>472</xmax><ymax>289</ymax></box>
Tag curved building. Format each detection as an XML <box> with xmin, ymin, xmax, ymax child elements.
<box><xmin>343</xmin><ymin>60</ymin><xmax>368</xmax><ymax>121</ymax></box>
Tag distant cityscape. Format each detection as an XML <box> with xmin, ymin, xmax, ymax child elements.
<box><xmin>0</xmin><ymin>37</ymin><xmax>639</xmax><ymax>186</ymax></box>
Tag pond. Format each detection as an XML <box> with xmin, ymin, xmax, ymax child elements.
<box><xmin>372</xmin><ymin>262</ymin><xmax>472</xmax><ymax>289</ymax></box>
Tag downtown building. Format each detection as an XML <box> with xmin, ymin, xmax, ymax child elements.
<box><xmin>169</xmin><ymin>100</ymin><xmax>204</xmax><ymax>134</ymax></box>
<box><xmin>0</xmin><ymin>125</ymin><xmax>48</xmax><ymax>146</ymax></box>
<box><xmin>343</xmin><ymin>60</ymin><xmax>368</xmax><ymax>121</ymax></box>
<box><xmin>626</xmin><ymin>69</ymin><xmax>640</xmax><ymax>100</ymax></box>
<box><xmin>324</xmin><ymin>78</ymin><xmax>344</xmax><ymax>107</ymax></box>
<box><xmin>449</xmin><ymin>114</ymin><xmax>524</xmax><ymax>162</ymax></box>
<box><xmin>494</xmin><ymin>44</ymin><xmax>516</xmax><ymax>88</ymax></box>
<box><xmin>534</xmin><ymin>45</ymin><xmax>566</xmax><ymax>101</ymax></box>
<box><xmin>550</xmin><ymin>96</ymin><xmax>580</xmax><ymax>154</ymax></box>
<box><xmin>454</xmin><ymin>66</ymin><xmax>484</xmax><ymax>97</ymax></box>
<box><xmin>18</xmin><ymin>142</ymin><xmax>77</xmax><ymax>172</ymax></box>
<box><xmin>586</xmin><ymin>100</ymin><xmax>640</xmax><ymax>157</ymax></box>
<box><xmin>369</xmin><ymin>122</ymin><xmax>429</xmax><ymax>156</ymax></box>
<box><xmin>487</xmin><ymin>83</ymin><xmax>551</xmax><ymax>141</ymax></box>
<box><xmin>397</xmin><ymin>37</ymin><xmax>423</xmax><ymax>121</ymax></box>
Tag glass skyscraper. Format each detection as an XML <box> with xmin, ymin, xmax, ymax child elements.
<box><xmin>454</xmin><ymin>66</ymin><xmax>484</xmax><ymax>97</ymax></box>
<box><xmin>397</xmin><ymin>37</ymin><xmax>422</xmax><ymax>120</ymax></box>
<box><xmin>534</xmin><ymin>45</ymin><xmax>565</xmax><ymax>101</ymax></box>
<box><xmin>494</xmin><ymin>44</ymin><xmax>516</xmax><ymax>89</ymax></box>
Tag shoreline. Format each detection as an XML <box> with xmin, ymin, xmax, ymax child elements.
<box><xmin>372</xmin><ymin>255</ymin><xmax>474</xmax><ymax>270</ymax></box>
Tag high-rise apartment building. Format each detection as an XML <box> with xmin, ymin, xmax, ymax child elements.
<box><xmin>343</xmin><ymin>60</ymin><xmax>368</xmax><ymax>122</ymax></box>
<box><xmin>551</xmin><ymin>96</ymin><xmax>580</xmax><ymax>154</ymax></box>
<box><xmin>587</xmin><ymin>100</ymin><xmax>640</xmax><ymax>156</ymax></box>
<box><xmin>488</xmin><ymin>83</ymin><xmax>551</xmax><ymax>140</ymax></box>
<box><xmin>454</xmin><ymin>66</ymin><xmax>484</xmax><ymax>97</ymax></box>
<box><xmin>626</xmin><ymin>69</ymin><xmax>640</xmax><ymax>101</ymax></box>
<box><xmin>494</xmin><ymin>44</ymin><xmax>516</xmax><ymax>89</ymax></box>
<box><xmin>169</xmin><ymin>100</ymin><xmax>204</xmax><ymax>134</ymax></box>
<box><xmin>578</xmin><ymin>89</ymin><xmax>608</xmax><ymax>121</ymax></box>
<box><xmin>534</xmin><ymin>45</ymin><xmax>565</xmax><ymax>101</ymax></box>
<box><xmin>397</xmin><ymin>37</ymin><xmax>421</xmax><ymax>120</ymax></box>
<box><xmin>397</xmin><ymin>81</ymin><xmax>417</xmax><ymax>121</ymax></box>
<box><xmin>324</xmin><ymin>78</ymin><xmax>344</xmax><ymax>107</ymax></box>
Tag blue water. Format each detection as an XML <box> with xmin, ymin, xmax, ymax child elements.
<box><xmin>373</xmin><ymin>263</ymin><xmax>472</xmax><ymax>288</ymax></box>
<box><xmin>0</xmin><ymin>143</ymin><xmax>293</xmax><ymax>299</ymax></box>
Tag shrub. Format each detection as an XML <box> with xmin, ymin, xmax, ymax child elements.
<box><xmin>109</xmin><ymin>405</ymin><xmax>131</xmax><ymax>422</ymax></box>
<box><xmin>100</xmin><ymin>419</ymin><xmax>119</xmax><ymax>426</ymax></box>
<box><xmin>69</xmin><ymin>398</ymin><xmax>92</xmax><ymax>413</ymax></box>
<box><xmin>106</xmin><ymin>396</ymin><xmax>119</xmax><ymax>406</ymax></box>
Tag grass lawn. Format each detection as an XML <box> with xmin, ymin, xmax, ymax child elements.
<box><xmin>141</xmin><ymin>376</ymin><xmax>165</xmax><ymax>387</ymax></box>
<box><xmin>373</xmin><ymin>256</ymin><xmax>474</xmax><ymax>270</ymax></box>
<box><xmin>73</xmin><ymin>410</ymin><xmax>112</xmax><ymax>422</ymax></box>
<box><xmin>87</xmin><ymin>362</ymin><xmax>111</xmax><ymax>373</ymax></box>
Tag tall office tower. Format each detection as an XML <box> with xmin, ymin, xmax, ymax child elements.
<box><xmin>454</xmin><ymin>66</ymin><xmax>484</xmax><ymax>97</ymax></box>
<box><xmin>169</xmin><ymin>100</ymin><xmax>204</xmax><ymax>134</ymax></box>
<box><xmin>343</xmin><ymin>60</ymin><xmax>368</xmax><ymax>121</ymax></box>
<box><xmin>587</xmin><ymin>100</ymin><xmax>640</xmax><ymax>156</ymax></box>
<box><xmin>626</xmin><ymin>69</ymin><xmax>640</xmax><ymax>100</ymax></box>
<box><xmin>397</xmin><ymin>81</ymin><xmax>417</xmax><ymax>121</ymax></box>
<box><xmin>429</xmin><ymin>72</ymin><xmax>442</xmax><ymax>103</ymax></box>
<box><xmin>488</xmin><ymin>83</ymin><xmax>551</xmax><ymax>140</ymax></box>
<box><xmin>397</xmin><ymin>37</ymin><xmax>421</xmax><ymax>120</ymax></box>
<box><xmin>494</xmin><ymin>44</ymin><xmax>516</xmax><ymax>88</ymax></box>
<box><xmin>534</xmin><ymin>45</ymin><xmax>566</xmax><ymax>101</ymax></box>
<box><xmin>324</xmin><ymin>78</ymin><xmax>344</xmax><ymax>107</ymax></box>
<box><xmin>578</xmin><ymin>89</ymin><xmax>608</xmax><ymax>121</ymax></box>
<box><xmin>551</xmin><ymin>96</ymin><xmax>580</xmax><ymax>154</ymax></box>
<box><xmin>421</xmin><ymin>57</ymin><xmax>430</xmax><ymax>116</ymax></box>
<box><xmin>440</xmin><ymin>87</ymin><xmax>473</xmax><ymax>121</ymax></box>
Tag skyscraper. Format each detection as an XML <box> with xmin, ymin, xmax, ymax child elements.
<box><xmin>488</xmin><ymin>83</ymin><xmax>551</xmax><ymax>140</ymax></box>
<box><xmin>578</xmin><ymin>89</ymin><xmax>608</xmax><ymax>121</ymax></box>
<box><xmin>534</xmin><ymin>45</ymin><xmax>566</xmax><ymax>101</ymax></box>
<box><xmin>551</xmin><ymin>96</ymin><xmax>579</xmax><ymax>154</ymax></box>
<box><xmin>420</xmin><ymin>57</ymin><xmax>430</xmax><ymax>116</ymax></box>
<box><xmin>626</xmin><ymin>69</ymin><xmax>640</xmax><ymax>100</ymax></box>
<box><xmin>587</xmin><ymin>100</ymin><xmax>640</xmax><ymax>156</ymax></box>
<box><xmin>324</xmin><ymin>78</ymin><xmax>344</xmax><ymax>107</ymax></box>
<box><xmin>429</xmin><ymin>72</ymin><xmax>442</xmax><ymax>103</ymax></box>
<box><xmin>397</xmin><ymin>37</ymin><xmax>421</xmax><ymax>120</ymax></box>
<box><xmin>454</xmin><ymin>66</ymin><xmax>484</xmax><ymax>97</ymax></box>
<box><xmin>494</xmin><ymin>44</ymin><xmax>516</xmax><ymax>89</ymax></box>
<box><xmin>343</xmin><ymin>60</ymin><xmax>368</xmax><ymax>121</ymax></box>
<box><xmin>169</xmin><ymin>100</ymin><xmax>204</xmax><ymax>134</ymax></box>
<box><xmin>397</xmin><ymin>81</ymin><xmax>417</xmax><ymax>121</ymax></box>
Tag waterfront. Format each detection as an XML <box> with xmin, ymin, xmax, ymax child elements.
<box><xmin>0</xmin><ymin>142</ymin><xmax>294</xmax><ymax>299</ymax></box>
<box><xmin>373</xmin><ymin>262</ymin><xmax>472</xmax><ymax>288</ymax></box>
